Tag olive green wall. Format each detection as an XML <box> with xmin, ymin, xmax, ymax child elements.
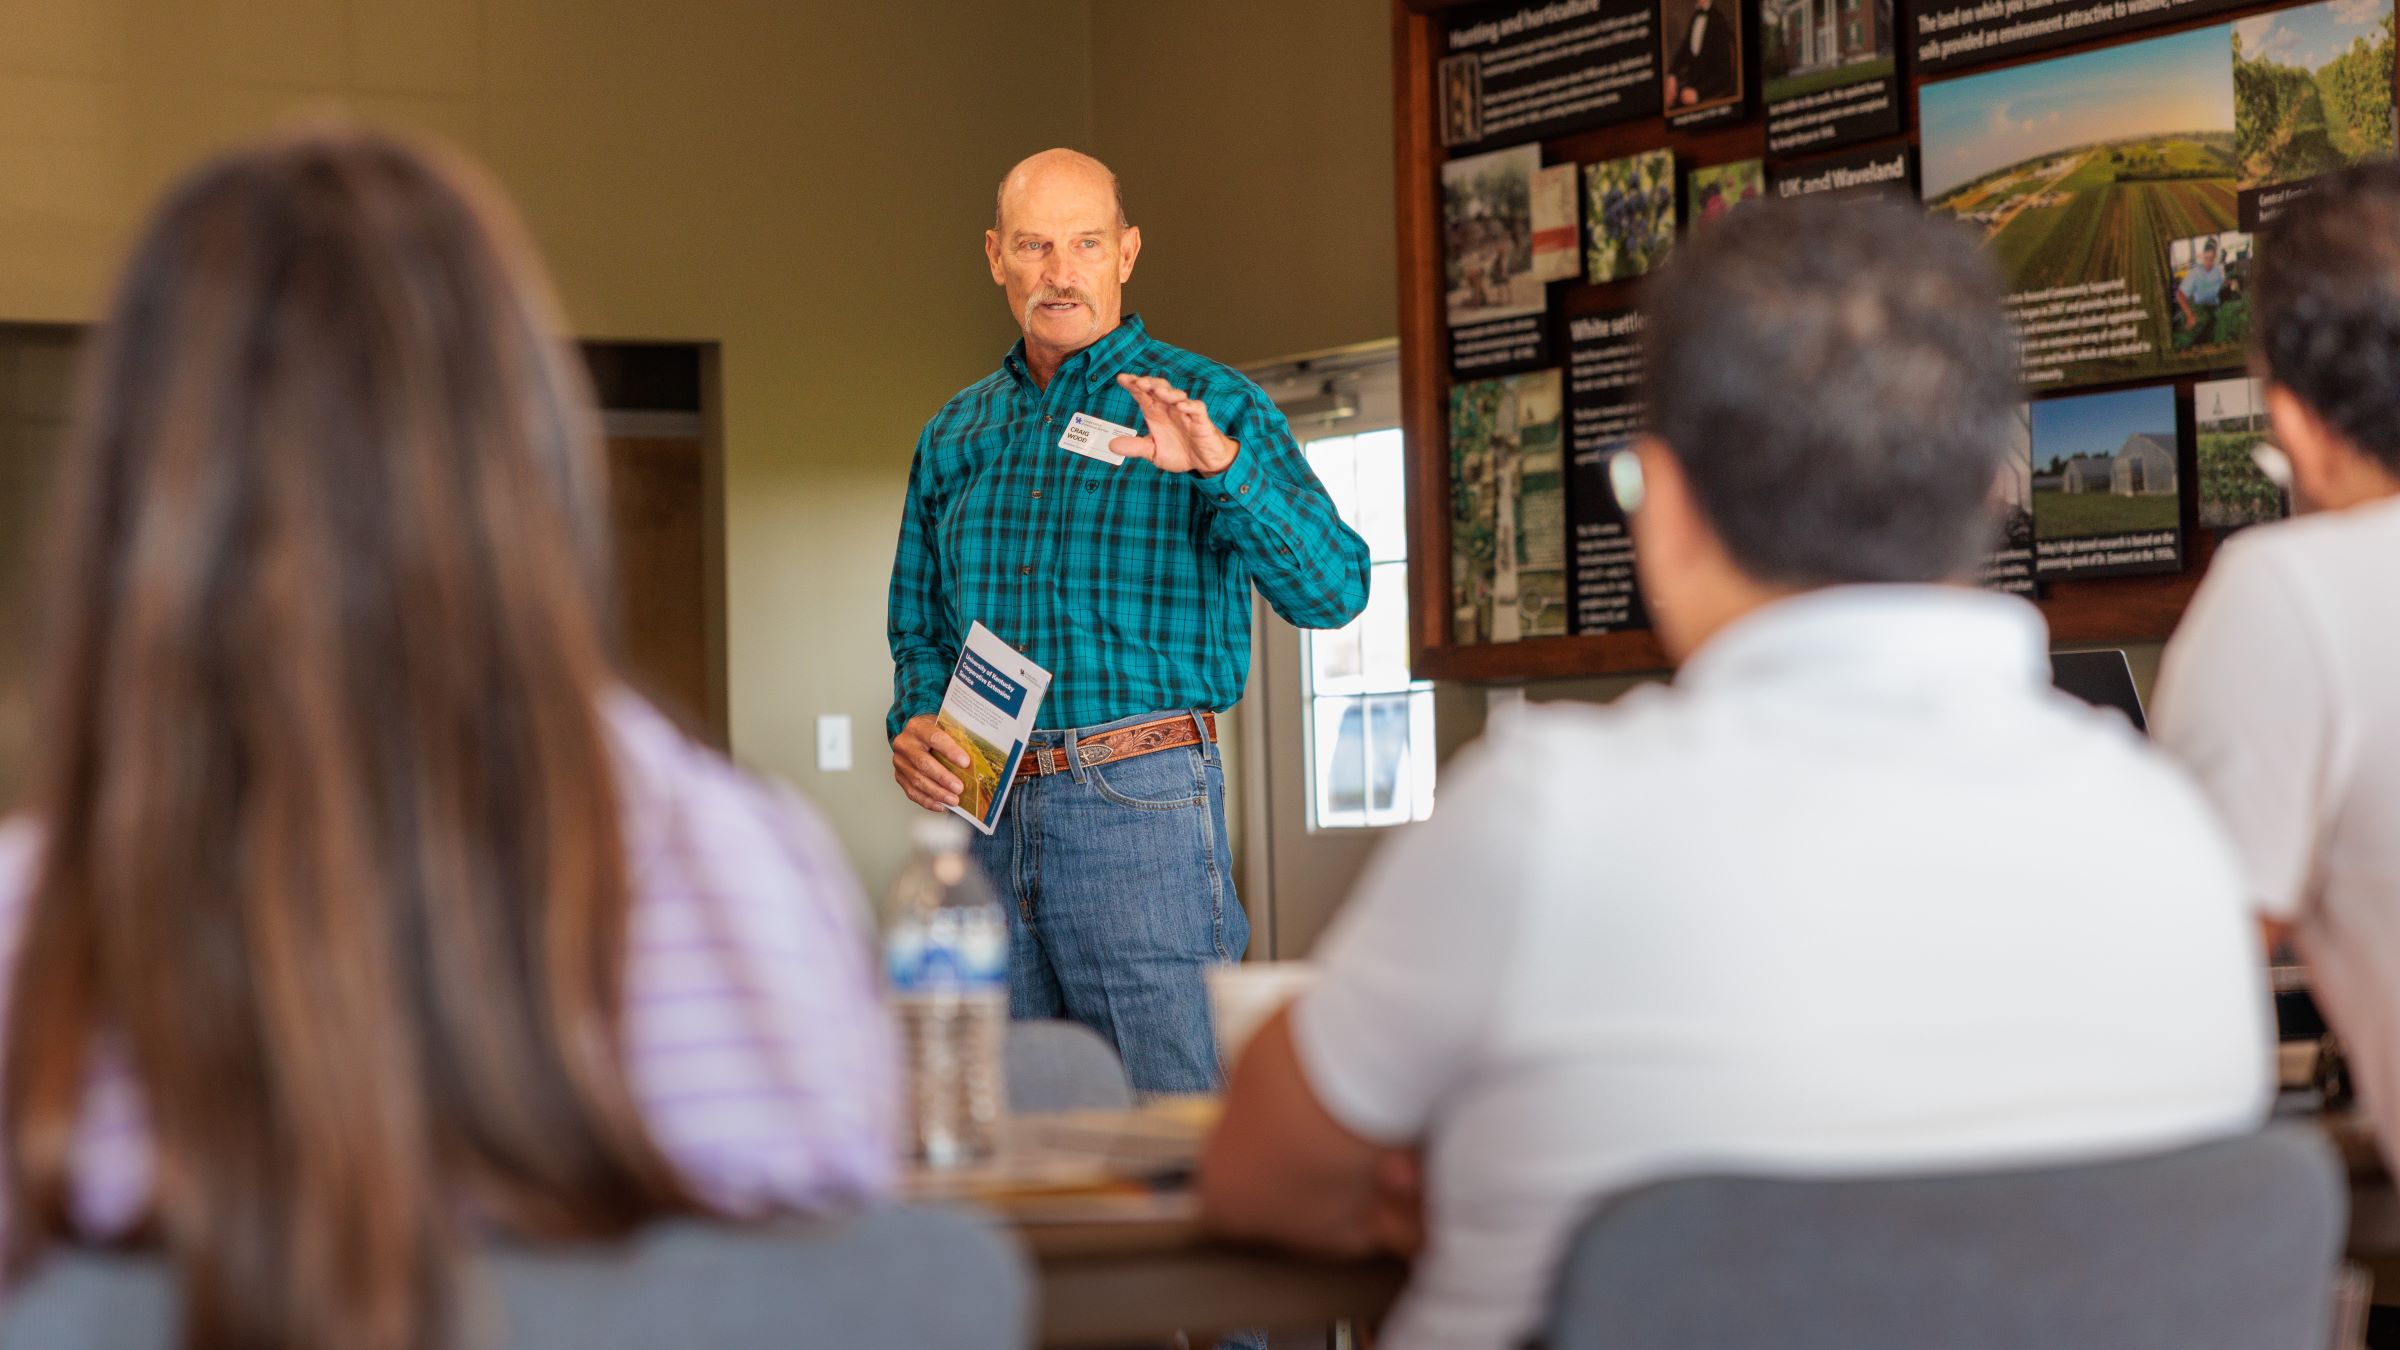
<box><xmin>0</xmin><ymin>1</ymin><xmax>2162</xmax><ymax>909</ymax></box>
<box><xmin>1089</xmin><ymin>0</ymin><xmax>1398</xmax><ymax>367</ymax></box>
<box><xmin>0</xmin><ymin>332</ymin><xmax>76</xmax><ymax>811</ymax></box>
<box><xmin>0</xmin><ymin>0</ymin><xmax>1091</xmax><ymax>890</ymax></box>
<box><xmin>0</xmin><ymin>0</ymin><xmax>1423</xmax><ymax>892</ymax></box>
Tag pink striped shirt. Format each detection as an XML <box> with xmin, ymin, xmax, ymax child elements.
<box><xmin>0</xmin><ymin>694</ymin><xmax>898</xmax><ymax>1242</ymax></box>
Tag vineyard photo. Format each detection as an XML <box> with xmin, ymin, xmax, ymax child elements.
<box><xmin>1585</xmin><ymin>149</ymin><xmax>1676</xmax><ymax>283</ymax></box>
<box><xmin>2194</xmin><ymin>375</ymin><xmax>2289</xmax><ymax>529</ymax></box>
<box><xmin>1449</xmin><ymin>370</ymin><xmax>1565</xmax><ymax>644</ymax></box>
<box><xmin>1922</xmin><ymin>26</ymin><xmax>2239</xmax><ymax>387</ymax></box>
<box><xmin>2233</xmin><ymin>0</ymin><xmax>2396</xmax><ymax>191</ymax></box>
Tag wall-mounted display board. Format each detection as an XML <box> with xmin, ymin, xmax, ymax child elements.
<box><xmin>1391</xmin><ymin>0</ymin><xmax>2396</xmax><ymax>682</ymax></box>
<box><xmin>1766</xmin><ymin>0</ymin><xmax>1902</xmax><ymax>153</ymax></box>
<box><xmin>1913</xmin><ymin>0</ymin><xmax>2243</xmax><ymax>72</ymax></box>
<box><xmin>1921</xmin><ymin>0</ymin><xmax>2395</xmax><ymax>390</ymax></box>
<box><xmin>1565</xmin><ymin>309</ymin><xmax>1654</xmax><ymax>631</ymax></box>
<box><xmin>1439</xmin><ymin>0</ymin><xmax>1665</xmax><ymax>150</ymax></box>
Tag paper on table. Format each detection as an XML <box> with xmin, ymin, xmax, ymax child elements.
<box><xmin>899</xmin><ymin>1106</ymin><xmax>1212</xmax><ymax>1205</ymax></box>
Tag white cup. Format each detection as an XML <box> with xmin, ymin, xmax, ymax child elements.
<box><xmin>1206</xmin><ymin>960</ymin><xmax>1318</xmax><ymax>1073</ymax></box>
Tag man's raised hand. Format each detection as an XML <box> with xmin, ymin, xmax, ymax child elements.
<box><xmin>1112</xmin><ymin>373</ymin><xmax>1239</xmax><ymax>476</ymax></box>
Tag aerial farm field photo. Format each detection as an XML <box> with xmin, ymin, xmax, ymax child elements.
<box><xmin>1922</xmin><ymin>27</ymin><xmax>2240</xmax><ymax>388</ymax></box>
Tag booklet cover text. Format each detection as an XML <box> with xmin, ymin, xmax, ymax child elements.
<box><xmin>937</xmin><ymin>622</ymin><xmax>1053</xmax><ymax>835</ymax></box>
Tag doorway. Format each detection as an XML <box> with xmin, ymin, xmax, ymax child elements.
<box><xmin>1240</xmin><ymin>343</ymin><xmax>1430</xmax><ymax>958</ymax></box>
<box><xmin>587</xmin><ymin>342</ymin><xmax>728</xmax><ymax>747</ymax></box>
<box><xmin>0</xmin><ymin>328</ymin><xmax>726</xmax><ymax>809</ymax></box>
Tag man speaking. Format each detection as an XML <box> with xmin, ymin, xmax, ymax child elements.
<box><xmin>887</xmin><ymin>150</ymin><xmax>1370</xmax><ymax>1094</ymax></box>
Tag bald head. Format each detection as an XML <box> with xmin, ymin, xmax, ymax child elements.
<box><xmin>986</xmin><ymin>148</ymin><xmax>1143</xmax><ymax>381</ymax></box>
<box><xmin>994</xmin><ymin>148</ymin><xmax>1127</xmax><ymax>233</ymax></box>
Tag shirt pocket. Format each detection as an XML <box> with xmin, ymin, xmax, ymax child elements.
<box><xmin>935</xmin><ymin>426</ymin><xmax>1040</xmax><ymax>583</ymax></box>
<box><xmin>1058</xmin><ymin>469</ymin><xmax>1203</xmax><ymax>639</ymax></box>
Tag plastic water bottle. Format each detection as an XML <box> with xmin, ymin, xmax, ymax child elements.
<box><xmin>885</xmin><ymin>816</ymin><xmax>1010</xmax><ymax>1168</ymax></box>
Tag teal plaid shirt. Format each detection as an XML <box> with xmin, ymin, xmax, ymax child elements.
<box><xmin>887</xmin><ymin>315</ymin><xmax>1371</xmax><ymax>737</ymax></box>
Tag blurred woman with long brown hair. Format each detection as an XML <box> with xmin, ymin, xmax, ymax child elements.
<box><xmin>0</xmin><ymin>128</ymin><xmax>895</xmax><ymax>1350</ymax></box>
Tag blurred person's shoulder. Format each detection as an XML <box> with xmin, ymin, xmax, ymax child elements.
<box><xmin>0</xmin><ymin>815</ymin><xmax>36</xmax><ymax>908</ymax></box>
<box><xmin>604</xmin><ymin>693</ymin><xmax>862</xmax><ymax>904</ymax></box>
<box><xmin>2015</xmin><ymin>672</ymin><xmax>2252</xmax><ymax>898</ymax></box>
<box><xmin>0</xmin><ymin>818</ymin><xmax>42</xmax><ymax>992</ymax></box>
<box><xmin>2207</xmin><ymin>495</ymin><xmax>2400</xmax><ymax>622</ymax></box>
<box><xmin>1456</xmin><ymin>680</ymin><xmax>1705</xmax><ymax>810</ymax></box>
<box><xmin>2177</xmin><ymin>497</ymin><xmax>2400</xmax><ymax>712</ymax></box>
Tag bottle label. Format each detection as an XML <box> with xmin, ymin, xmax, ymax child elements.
<box><xmin>886</xmin><ymin>911</ymin><xmax>1008</xmax><ymax>992</ymax></box>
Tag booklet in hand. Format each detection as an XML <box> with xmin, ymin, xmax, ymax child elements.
<box><xmin>938</xmin><ymin>622</ymin><xmax>1053</xmax><ymax>835</ymax></box>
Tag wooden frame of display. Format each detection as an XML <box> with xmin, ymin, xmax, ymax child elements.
<box><xmin>1392</xmin><ymin>0</ymin><xmax>2223</xmax><ymax>683</ymax></box>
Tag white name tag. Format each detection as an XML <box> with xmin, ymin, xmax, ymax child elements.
<box><xmin>1059</xmin><ymin>411</ymin><xmax>1137</xmax><ymax>466</ymax></box>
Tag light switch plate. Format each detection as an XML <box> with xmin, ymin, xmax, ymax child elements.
<box><xmin>816</xmin><ymin>714</ymin><xmax>853</xmax><ymax>772</ymax></box>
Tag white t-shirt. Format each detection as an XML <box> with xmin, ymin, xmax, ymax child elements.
<box><xmin>1295</xmin><ymin>586</ymin><xmax>2275</xmax><ymax>1350</ymax></box>
<box><xmin>2156</xmin><ymin>496</ymin><xmax>2400</xmax><ymax>1158</ymax></box>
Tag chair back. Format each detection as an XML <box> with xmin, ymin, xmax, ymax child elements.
<box><xmin>1005</xmin><ymin>1018</ymin><xmax>1135</xmax><ymax>1113</ymax></box>
<box><xmin>1544</xmin><ymin>1126</ymin><xmax>2345</xmax><ymax>1350</ymax></box>
<box><xmin>0</xmin><ymin>1207</ymin><xmax>1032</xmax><ymax>1350</ymax></box>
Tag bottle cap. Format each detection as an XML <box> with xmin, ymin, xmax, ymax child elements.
<box><xmin>911</xmin><ymin>815</ymin><xmax>973</xmax><ymax>853</ymax></box>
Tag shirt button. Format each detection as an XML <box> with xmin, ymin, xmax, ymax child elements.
<box><xmin>1239</xmin><ymin>484</ymin><xmax>1251</xmax><ymax>495</ymax></box>
<box><xmin>1045</xmin><ymin>415</ymin><xmax>1055</xmax><ymax>425</ymax></box>
<box><xmin>1031</xmin><ymin>489</ymin><xmax>1043</xmax><ymax>499</ymax></box>
<box><xmin>1020</xmin><ymin>565</ymin><xmax>1034</xmax><ymax>576</ymax></box>
<box><xmin>1218</xmin><ymin>494</ymin><xmax>1232</xmax><ymax>503</ymax></box>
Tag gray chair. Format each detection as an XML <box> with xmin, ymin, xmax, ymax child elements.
<box><xmin>0</xmin><ymin>1207</ymin><xmax>1032</xmax><ymax>1350</ymax></box>
<box><xmin>1005</xmin><ymin>1018</ymin><xmax>1136</xmax><ymax>1113</ymax></box>
<box><xmin>1543</xmin><ymin>1125</ymin><xmax>2345</xmax><ymax>1350</ymax></box>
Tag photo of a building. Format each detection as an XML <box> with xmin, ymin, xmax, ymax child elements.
<box><xmin>1776</xmin><ymin>0</ymin><xmax>1881</xmax><ymax>75</ymax></box>
<box><xmin>2049</xmin><ymin>431</ymin><xmax>2178</xmax><ymax>497</ymax></box>
<box><xmin>1765</xmin><ymin>0</ymin><xmax>1894</xmax><ymax>101</ymax></box>
<box><xmin>2030</xmin><ymin>384</ymin><xmax>2183</xmax><ymax>579</ymax></box>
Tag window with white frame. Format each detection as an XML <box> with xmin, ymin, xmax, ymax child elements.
<box><xmin>1300</xmin><ymin>425</ymin><xmax>1435</xmax><ymax>829</ymax></box>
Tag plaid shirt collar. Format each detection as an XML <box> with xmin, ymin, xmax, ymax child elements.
<box><xmin>1002</xmin><ymin>313</ymin><xmax>1151</xmax><ymax>394</ymax></box>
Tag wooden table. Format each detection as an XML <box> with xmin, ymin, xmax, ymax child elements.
<box><xmin>904</xmin><ymin>1107</ymin><xmax>1406</xmax><ymax>1346</ymax></box>
<box><xmin>1016</xmin><ymin>1193</ymin><xmax>1405</xmax><ymax>1347</ymax></box>
<box><xmin>939</xmin><ymin>1099</ymin><xmax>2400</xmax><ymax>1347</ymax></box>
<box><xmin>2312</xmin><ymin>1104</ymin><xmax>2400</xmax><ymax>1264</ymax></box>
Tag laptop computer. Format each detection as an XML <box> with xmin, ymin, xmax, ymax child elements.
<box><xmin>2050</xmin><ymin>648</ymin><xmax>2146</xmax><ymax>732</ymax></box>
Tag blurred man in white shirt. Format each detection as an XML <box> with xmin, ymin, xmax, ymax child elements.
<box><xmin>2156</xmin><ymin>163</ymin><xmax>2400</xmax><ymax>1164</ymax></box>
<box><xmin>1200</xmin><ymin>195</ymin><xmax>2275</xmax><ymax>1350</ymax></box>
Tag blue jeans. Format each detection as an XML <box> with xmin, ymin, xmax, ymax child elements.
<box><xmin>968</xmin><ymin>710</ymin><xmax>1249</xmax><ymax>1096</ymax></box>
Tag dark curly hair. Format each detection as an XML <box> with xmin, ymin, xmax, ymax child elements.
<box><xmin>1640</xmin><ymin>194</ymin><xmax>2025</xmax><ymax>586</ymax></box>
<box><xmin>2253</xmin><ymin>161</ymin><xmax>2400</xmax><ymax>475</ymax></box>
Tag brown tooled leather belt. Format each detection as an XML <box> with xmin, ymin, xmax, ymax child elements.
<box><xmin>1020</xmin><ymin>712</ymin><xmax>1219</xmax><ymax>777</ymax></box>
